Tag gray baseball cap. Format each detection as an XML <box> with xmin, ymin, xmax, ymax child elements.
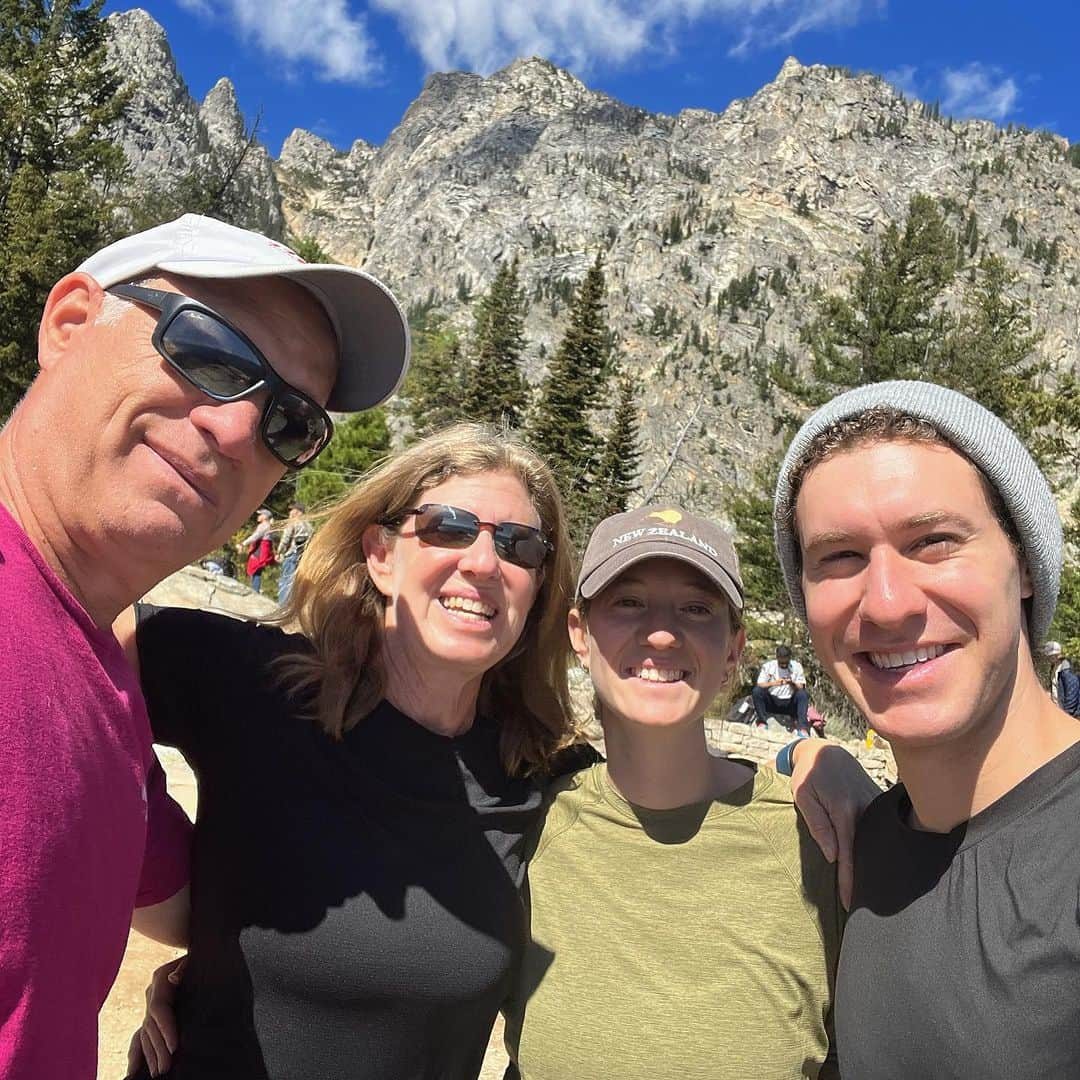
<box><xmin>78</xmin><ymin>214</ymin><xmax>410</xmax><ymax>413</ymax></box>
<box><xmin>577</xmin><ymin>505</ymin><xmax>744</xmax><ymax>610</ymax></box>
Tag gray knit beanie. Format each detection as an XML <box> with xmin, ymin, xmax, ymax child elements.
<box><xmin>773</xmin><ymin>380</ymin><xmax>1062</xmax><ymax>644</ymax></box>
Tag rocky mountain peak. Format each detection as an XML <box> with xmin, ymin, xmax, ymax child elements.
<box><xmin>105</xmin><ymin>9</ymin><xmax>204</xmax><ymax>178</ymax></box>
<box><xmin>775</xmin><ymin>55</ymin><xmax>806</xmax><ymax>82</ymax></box>
<box><xmin>494</xmin><ymin>55</ymin><xmax>588</xmax><ymax>101</ymax></box>
<box><xmin>107</xmin><ymin>7</ymin><xmax>170</xmax><ymax>55</ymax></box>
<box><xmin>200</xmin><ymin>77</ymin><xmax>245</xmax><ymax>145</ymax></box>
<box><xmin>279</xmin><ymin>128</ymin><xmax>337</xmax><ymax>170</ymax></box>
<box><xmin>103</xmin><ymin>8</ymin><xmax>1080</xmax><ymax>505</ymax></box>
<box><xmin>106</xmin><ymin>10</ymin><xmax>281</xmax><ymax>235</ymax></box>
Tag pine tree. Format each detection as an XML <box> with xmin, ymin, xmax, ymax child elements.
<box><xmin>401</xmin><ymin>311</ymin><xmax>467</xmax><ymax>438</ymax></box>
<box><xmin>593</xmin><ymin>373</ymin><xmax>641</xmax><ymax>519</ymax></box>
<box><xmin>723</xmin><ymin>459</ymin><xmax>792</xmax><ymax>622</ymax></box>
<box><xmin>804</xmin><ymin>193</ymin><xmax>956</xmax><ymax>399</ymax></box>
<box><xmin>1054</xmin><ymin>498</ymin><xmax>1080</xmax><ymax>659</ymax></box>
<box><xmin>292</xmin><ymin>235</ymin><xmax>330</xmax><ymax>263</ymax></box>
<box><xmin>1053</xmin><ymin>561</ymin><xmax>1080</xmax><ymax>662</ymax></box>
<box><xmin>0</xmin><ymin>0</ymin><xmax>129</xmax><ymax>416</ymax></box>
<box><xmin>927</xmin><ymin>254</ymin><xmax>1051</xmax><ymax>450</ymax></box>
<box><xmin>294</xmin><ymin>408</ymin><xmax>390</xmax><ymax>508</ymax></box>
<box><xmin>529</xmin><ymin>253</ymin><xmax>613</xmax><ymax>541</ymax></box>
<box><xmin>462</xmin><ymin>259</ymin><xmax>529</xmax><ymax>427</ymax></box>
<box><xmin>805</xmin><ymin>206</ymin><xmax>1080</xmax><ymax>503</ymax></box>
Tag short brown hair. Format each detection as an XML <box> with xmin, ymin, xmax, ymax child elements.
<box><xmin>783</xmin><ymin>407</ymin><xmax>1021</xmax><ymax>561</ymax></box>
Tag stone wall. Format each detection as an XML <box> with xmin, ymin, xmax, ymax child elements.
<box><xmin>704</xmin><ymin>716</ymin><xmax>897</xmax><ymax>789</ymax></box>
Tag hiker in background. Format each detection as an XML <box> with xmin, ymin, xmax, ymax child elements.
<box><xmin>1044</xmin><ymin>641</ymin><xmax>1080</xmax><ymax>718</ymax></box>
<box><xmin>238</xmin><ymin>506</ymin><xmax>275</xmax><ymax>593</ymax></box>
<box><xmin>753</xmin><ymin>643</ymin><xmax>812</xmax><ymax>736</ymax></box>
<box><xmin>276</xmin><ymin>500</ymin><xmax>312</xmax><ymax>603</ymax></box>
<box><xmin>504</xmin><ymin>505</ymin><xmax>841</xmax><ymax>1080</ymax></box>
<box><xmin>0</xmin><ymin>212</ymin><xmax>407</xmax><ymax>1077</ymax></box>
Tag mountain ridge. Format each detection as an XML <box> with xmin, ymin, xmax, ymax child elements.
<box><xmin>105</xmin><ymin>8</ymin><xmax>1080</xmax><ymax>504</ymax></box>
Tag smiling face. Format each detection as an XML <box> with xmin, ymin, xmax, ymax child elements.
<box><xmin>570</xmin><ymin>558</ymin><xmax>743</xmax><ymax>733</ymax></box>
<box><xmin>365</xmin><ymin>470</ymin><xmax>545</xmax><ymax>690</ymax></box>
<box><xmin>29</xmin><ymin>271</ymin><xmax>337</xmax><ymax>571</ymax></box>
<box><xmin>795</xmin><ymin>438</ymin><xmax>1032</xmax><ymax>748</ymax></box>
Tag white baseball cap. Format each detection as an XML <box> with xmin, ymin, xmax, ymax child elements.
<box><xmin>78</xmin><ymin>214</ymin><xmax>410</xmax><ymax>412</ymax></box>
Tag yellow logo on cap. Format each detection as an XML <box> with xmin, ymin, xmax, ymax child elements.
<box><xmin>648</xmin><ymin>509</ymin><xmax>683</xmax><ymax>525</ymax></box>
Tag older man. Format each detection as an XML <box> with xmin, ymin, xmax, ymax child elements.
<box><xmin>0</xmin><ymin>214</ymin><xmax>408</xmax><ymax>1077</ymax></box>
<box><xmin>773</xmin><ymin>381</ymin><xmax>1080</xmax><ymax>1079</ymax></box>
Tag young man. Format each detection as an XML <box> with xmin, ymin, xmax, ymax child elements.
<box><xmin>0</xmin><ymin>214</ymin><xmax>408</xmax><ymax>1077</ymax></box>
<box><xmin>772</xmin><ymin>380</ymin><xmax>1080</xmax><ymax>1078</ymax></box>
<box><xmin>752</xmin><ymin>643</ymin><xmax>811</xmax><ymax>735</ymax></box>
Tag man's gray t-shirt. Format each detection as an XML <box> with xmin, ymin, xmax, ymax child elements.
<box><xmin>836</xmin><ymin>740</ymin><xmax>1080</xmax><ymax>1079</ymax></box>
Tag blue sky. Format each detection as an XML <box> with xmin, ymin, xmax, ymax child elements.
<box><xmin>104</xmin><ymin>1</ymin><xmax>1080</xmax><ymax>156</ymax></box>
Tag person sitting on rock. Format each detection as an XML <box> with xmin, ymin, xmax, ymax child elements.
<box><xmin>753</xmin><ymin>644</ymin><xmax>812</xmax><ymax>736</ymax></box>
<box><xmin>1044</xmin><ymin>641</ymin><xmax>1080</xmax><ymax>718</ymax></box>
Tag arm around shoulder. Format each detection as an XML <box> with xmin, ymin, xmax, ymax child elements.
<box><xmin>785</xmin><ymin>739</ymin><xmax>881</xmax><ymax>910</ymax></box>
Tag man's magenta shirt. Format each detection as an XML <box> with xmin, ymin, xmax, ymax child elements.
<box><xmin>0</xmin><ymin>502</ymin><xmax>191</xmax><ymax>1078</ymax></box>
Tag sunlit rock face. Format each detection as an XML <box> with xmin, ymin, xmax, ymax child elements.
<box><xmin>107</xmin><ymin>11</ymin><xmax>1080</xmax><ymax>507</ymax></box>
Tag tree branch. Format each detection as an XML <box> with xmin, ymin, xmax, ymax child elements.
<box><xmin>640</xmin><ymin>397</ymin><xmax>703</xmax><ymax>504</ymax></box>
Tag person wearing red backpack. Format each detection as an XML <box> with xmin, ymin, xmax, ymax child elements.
<box><xmin>239</xmin><ymin>507</ymin><xmax>276</xmax><ymax>593</ymax></box>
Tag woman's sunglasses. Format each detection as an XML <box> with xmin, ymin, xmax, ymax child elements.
<box><xmin>382</xmin><ymin>504</ymin><xmax>552</xmax><ymax>570</ymax></box>
<box><xmin>108</xmin><ymin>283</ymin><xmax>334</xmax><ymax>468</ymax></box>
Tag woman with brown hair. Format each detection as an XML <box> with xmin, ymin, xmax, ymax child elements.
<box><xmin>122</xmin><ymin>423</ymin><xmax>578</xmax><ymax>1079</ymax></box>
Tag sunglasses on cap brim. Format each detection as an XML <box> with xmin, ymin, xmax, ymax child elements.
<box><xmin>108</xmin><ymin>283</ymin><xmax>334</xmax><ymax>468</ymax></box>
<box><xmin>380</xmin><ymin>503</ymin><xmax>553</xmax><ymax>570</ymax></box>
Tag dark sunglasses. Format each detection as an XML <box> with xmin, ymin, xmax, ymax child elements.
<box><xmin>382</xmin><ymin>503</ymin><xmax>552</xmax><ymax>570</ymax></box>
<box><xmin>108</xmin><ymin>283</ymin><xmax>334</xmax><ymax>468</ymax></box>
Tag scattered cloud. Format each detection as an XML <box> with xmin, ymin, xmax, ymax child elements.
<box><xmin>880</xmin><ymin>61</ymin><xmax>1023</xmax><ymax>125</ymax></box>
<box><xmin>883</xmin><ymin>63</ymin><xmax>919</xmax><ymax>98</ymax></box>
<box><xmin>175</xmin><ymin>0</ymin><xmax>381</xmax><ymax>83</ymax></box>
<box><xmin>370</xmin><ymin>0</ymin><xmax>647</xmax><ymax>73</ymax></box>
<box><xmin>941</xmin><ymin>62</ymin><xmax>1019</xmax><ymax>122</ymax></box>
<box><xmin>171</xmin><ymin>0</ymin><xmax>883</xmax><ymax>81</ymax></box>
<box><xmin>726</xmin><ymin>0</ymin><xmax>885</xmax><ymax>58</ymax></box>
<box><xmin>370</xmin><ymin>0</ymin><xmax>884</xmax><ymax>75</ymax></box>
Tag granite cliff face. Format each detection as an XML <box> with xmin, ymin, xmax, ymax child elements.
<box><xmin>106</xmin><ymin>10</ymin><xmax>1080</xmax><ymax>500</ymax></box>
<box><xmin>107</xmin><ymin>9</ymin><xmax>282</xmax><ymax>237</ymax></box>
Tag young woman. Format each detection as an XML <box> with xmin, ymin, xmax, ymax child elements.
<box><xmin>123</xmin><ymin>424</ymin><xmax>579</xmax><ymax>1079</ymax></box>
<box><xmin>503</xmin><ymin>505</ymin><xmax>843</xmax><ymax>1079</ymax></box>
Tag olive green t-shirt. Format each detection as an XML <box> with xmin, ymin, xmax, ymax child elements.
<box><xmin>504</xmin><ymin>763</ymin><xmax>842</xmax><ymax>1080</ymax></box>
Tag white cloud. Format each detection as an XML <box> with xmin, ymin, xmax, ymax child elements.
<box><xmin>176</xmin><ymin>0</ymin><xmax>380</xmax><ymax>83</ymax></box>
<box><xmin>172</xmin><ymin>0</ymin><xmax>882</xmax><ymax>84</ymax></box>
<box><xmin>371</xmin><ymin>0</ymin><xmax>882</xmax><ymax>75</ymax></box>
<box><xmin>941</xmin><ymin>62</ymin><xmax>1018</xmax><ymax>122</ymax></box>
<box><xmin>883</xmin><ymin>63</ymin><xmax>919</xmax><ymax>98</ymax></box>
<box><xmin>727</xmin><ymin>0</ymin><xmax>884</xmax><ymax>57</ymax></box>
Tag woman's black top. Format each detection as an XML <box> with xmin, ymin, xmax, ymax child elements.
<box><xmin>134</xmin><ymin>605</ymin><xmax>543</xmax><ymax>1080</ymax></box>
